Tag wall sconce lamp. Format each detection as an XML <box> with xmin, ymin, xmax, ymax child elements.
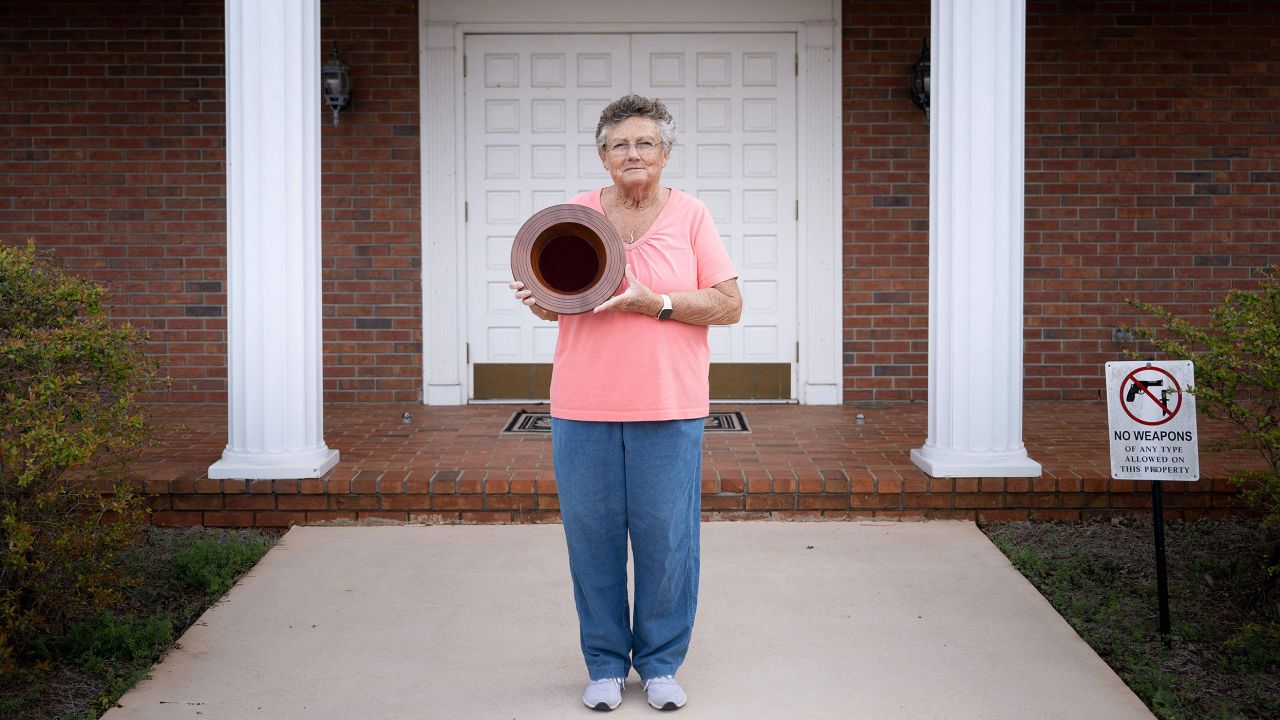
<box><xmin>911</xmin><ymin>39</ymin><xmax>930</xmax><ymax>119</ymax></box>
<box><xmin>321</xmin><ymin>45</ymin><xmax>351</xmax><ymax>127</ymax></box>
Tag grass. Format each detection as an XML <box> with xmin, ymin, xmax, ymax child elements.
<box><xmin>983</xmin><ymin>518</ymin><xmax>1280</xmax><ymax>720</ymax></box>
<box><xmin>0</xmin><ymin>526</ymin><xmax>281</xmax><ymax>720</ymax></box>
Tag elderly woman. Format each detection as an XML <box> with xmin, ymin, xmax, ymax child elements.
<box><xmin>510</xmin><ymin>95</ymin><xmax>741</xmax><ymax>712</ymax></box>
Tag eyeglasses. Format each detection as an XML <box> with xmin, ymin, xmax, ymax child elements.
<box><xmin>604</xmin><ymin>140</ymin><xmax>663</xmax><ymax>157</ymax></box>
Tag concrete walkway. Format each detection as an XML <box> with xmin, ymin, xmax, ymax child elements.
<box><xmin>102</xmin><ymin>522</ymin><xmax>1154</xmax><ymax>720</ymax></box>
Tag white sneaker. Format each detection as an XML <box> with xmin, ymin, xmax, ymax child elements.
<box><xmin>582</xmin><ymin>677</ymin><xmax>625</xmax><ymax>712</ymax></box>
<box><xmin>642</xmin><ymin>675</ymin><xmax>687</xmax><ymax>711</ymax></box>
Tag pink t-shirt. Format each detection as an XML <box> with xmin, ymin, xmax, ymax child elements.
<box><xmin>550</xmin><ymin>188</ymin><xmax>737</xmax><ymax>421</ymax></box>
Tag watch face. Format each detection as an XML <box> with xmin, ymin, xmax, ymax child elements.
<box><xmin>657</xmin><ymin>294</ymin><xmax>673</xmax><ymax>320</ymax></box>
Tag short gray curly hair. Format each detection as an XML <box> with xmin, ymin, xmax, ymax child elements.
<box><xmin>595</xmin><ymin>95</ymin><xmax>676</xmax><ymax>150</ymax></box>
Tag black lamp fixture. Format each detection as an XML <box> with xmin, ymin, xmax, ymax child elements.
<box><xmin>321</xmin><ymin>45</ymin><xmax>351</xmax><ymax>127</ymax></box>
<box><xmin>911</xmin><ymin>39</ymin><xmax>930</xmax><ymax>119</ymax></box>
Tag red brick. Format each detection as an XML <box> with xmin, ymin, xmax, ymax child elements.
<box><xmin>279</xmin><ymin>494</ymin><xmax>330</xmax><ymax>511</ymax></box>
<box><xmin>351</xmin><ymin>472</ymin><xmax>381</xmax><ymax>494</ymax></box>
<box><xmin>172</xmin><ymin>494</ymin><xmax>222</xmax><ymax>511</ymax></box>
<box><xmin>204</xmin><ymin>511</ymin><xmax>254</xmax><ymax>527</ymax></box>
<box><xmin>461</xmin><ymin>511</ymin><xmax>514</xmax><ymax>523</ymax></box>
<box><xmin>1029</xmin><ymin>510</ymin><xmax>1082</xmax><ymax>522</ymax></box>
<box><xmin>720</xmin><ymin>471</ymin><xmax>745</xmax><ymax>494</ymax></box>
<box><xmin>1007</xmin><ymin>493</ymin><xmax>1060</xmax><ymax>509</ymax></box>
<box><xmin>305</xmin><ymin>511</ymin><xmax>359</xmax><ymax>524</ymax></box>
<box><xmin>772</xmin><ymin>473</ymin><xmax>798</xmax><ymax>494</ymax></box>
<box><xmin>878</xmin><ymin>475</ymin><xmax>902</xmax><ymax>493</ymax></box>
<box><xmin>356</xmin><ymin>512</ymin><xmax>409</xmax><ymax>523</ymax></box>
<box><xmin>702</xmin><ymin>495</ymin><xmax>745</xmax><ymax>511</ymax></box>
<box><xmin>254</xmin><ymin>511</ymin><xmax>307</xmax><ymax>527</ymax></box>
<box><xmin>847</xmin><ymin>469</ymin><xmax>875</xmax><ymax>493</ymax></box>
<box><xmin>382</xmin><ymin>494</ymin><xmax>432</xmax><ymax>510</ymax></box>
<box><xmin>226</xmin><ymin>494</ymin><xmax>277</xmax><ymax>510</ymax></box>
<box><xmin>486</xmin><ymin>495</ymin><xmax>535</xmax><ymax>511</ymax></box>
<box><xmin>746</xmin><ymin>495</ymin><xmax>796</xmax><ymax>511</ymax></box>
<box><xmin>925</xmin><ymin>510</ymin><xmax>977</xmax><ymax>521</ymax></box>
<box><xmin>873</xmin><ymin>510</ymin><xmax>928</xmax><ymax>521</ymax></box>
<box><xmin>903</xmin><ymin>493</ymin><xmax>953</xmax><ymax>509</ymax></box>
<box><xmin>928</xmin><ymin>478</ymin><xmax>954</xmax><ymax>493</ymax></box>
<box><xmin>332</xmin><ymin>495</ymin><xmax>380</xmax><ymax>510</ymax></box>
<box><xmin>432</xmin><ymin>495</ymin><xmax>485</xmax><ymax>511</ymax></box>
<box><xmin>458</xmin><ymin>472</ymin><xmax>485</xmax><ymax>494</ymax></box>
<box><xmin>979</xmin><ymin>478</ymin><xmax>1005</xmax><ymax>493</ymax></box>
<box><xmin>795</xmin><ymin>471</ymin><xmax>824</xmax><ymax>494</ymax></box>
<box><xmin>150</xmin><ymin>511</ymin><xmax>204</xmax><ymax>527</ymax></box>
<box><xmin>797</xmin><ymin>495</ymin><xmax>849</xmax><ymax>511</ymax></box>
<box><xmin>977</xmin><ymin>509</ymin><xmax>1031</xmax><ymax>523</ymax></box>
<box><xmin>954</xmin><ymin>493</ymin><xmax>1004</xmax><ymax>509</ymax></box>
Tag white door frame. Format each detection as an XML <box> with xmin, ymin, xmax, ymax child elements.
<box><xmin>420</xmin><ymin>10</ymin><xmax>841</xmax><ymax>405</ymax></box>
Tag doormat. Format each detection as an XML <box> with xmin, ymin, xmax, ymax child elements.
<box><xmin>502</xmin><ymin>410</ymin><xmax>750</xmax><ymax>435</ymax></box>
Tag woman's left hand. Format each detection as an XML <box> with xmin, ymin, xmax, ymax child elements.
<box><xmin>593</xmin><ymin>265</ymin><xmax>660</xmax><ymax>316</ymax></box>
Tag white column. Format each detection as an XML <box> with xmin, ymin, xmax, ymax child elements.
<box><xmin>210</xmin><ymin>0</ymin><xmax>339</xmax><ymax>480</ymax></box>
<box><xmin>420</xmin><ymin>21</ymin><xmax>466</xmax><ymax>405</ymax></box>
<box><xmin>910</xmin><ymin>0</ymin><xmax>1040</xmax><ymax>478</ymax></box>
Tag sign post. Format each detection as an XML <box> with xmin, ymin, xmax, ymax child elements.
<box><xmin>1105</xmin><ymin>360</ymin><xmax>1199</xmax><ymax>645</ymax></box>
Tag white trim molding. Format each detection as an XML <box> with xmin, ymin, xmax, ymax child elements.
<box><xmin>419</xmin><ymin>1</ymin><xmax>842</xmax><ymax>405</ymax></box>
<box><xmin>211</xmin><ymin>0</ymin><xmax>339</xmax><ymax>480</ymax></box>
<box><xmin>797</xmin><ymin>19</ymin><xmax>841</xmax><ymax>405</ymax></box>
<box><xmin>911</xmin><ymin>0</ymin><xmax>1041</xmax><ymax>478</ymax></box>
<box><xmin>420</xmin><ymin>18</ymin><xmax>467</xmax><ymax>405</ymax></box>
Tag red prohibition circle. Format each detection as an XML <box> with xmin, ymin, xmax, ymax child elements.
<box><xmin>1119</xmin><ymin>366</ymin><xmax>1182</xmax><ymax>426</ymax></box>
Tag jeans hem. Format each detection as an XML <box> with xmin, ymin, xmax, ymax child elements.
<box><xmin>635</xmin><ymin>665</ymin><xmax>680</xmax><ymax>682</ymax></box>
<box><xmin>587</xmin><ymin>665</ymin><xmax>631</xmax><ymax>681</ymax></box>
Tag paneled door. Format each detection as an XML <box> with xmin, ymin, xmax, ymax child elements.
<box><xmin>464</xmin><ymin>33</ymin><xmax>797</xmax><ymax>400</ymax></box>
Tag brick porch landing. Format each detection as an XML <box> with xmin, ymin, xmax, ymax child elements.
<box><xmin>140</xmin><ymin>402</ymin><xmax>1257</xmax><ymax>527</ymax></box>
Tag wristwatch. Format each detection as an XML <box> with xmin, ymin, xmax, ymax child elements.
<box><xmin>656</xmin><ymin>294</ymin><xmax>673</xmax><ymax>320</ymax></box>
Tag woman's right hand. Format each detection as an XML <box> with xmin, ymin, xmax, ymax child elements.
<box><xmin>509</xmin><ymin>280</ymin><xmax>559</xmax><ymax>322</ymax></box>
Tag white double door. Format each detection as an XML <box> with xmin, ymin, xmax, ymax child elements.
<box><xmin>464</xmin><ymin>32</ymin><xmax>797</xmax><ymax>396</ymax></box>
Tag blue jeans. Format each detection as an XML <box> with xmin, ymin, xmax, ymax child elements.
<box><xmin>551</xmin><ymin>417</ymin><xmax>703</xmax><ymax>681</ymax></box>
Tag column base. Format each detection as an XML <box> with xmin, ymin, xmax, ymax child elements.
<box><xmin>426</xmin><ymin>383</ymin><xmax>465</xmax><ymax>405</ymax></box>
<box><xmin>209</xmin><ymin>446</ymin><xmax>340</xmax><ymax>480</ymax></box>
<box><xmin>802</xmin><ymin>383</ymin><xmax>841</xmax><ymax>405</ymax></box>
<box><xmin>910</xmin><ymin>445</ymin><xmax>1041</xmax><ymax>478</ymax></box>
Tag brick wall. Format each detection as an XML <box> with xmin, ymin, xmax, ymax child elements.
<box><xmin>841</xmin><ymin>1</ymin><xmax>931</xmax><ymax>403</ymax></box>
<box><xmin>2</xmin><ymin>2</ymin><xmax>1276</xmax><ymax>406</ymax></box>
<box><xmin>0</xmin><ymin>0</ymin><xmax>421</xmax><ymax>403</ymax></box>
<box><xmin>0</xmin><ymin>1</ymin><xmax>228</xmax><ymax>400</ymax></box>
<box><xmin>841</xmin><ymin>0</ymin><xmax>1280</xmax><ymax>402</ymax></box>
<box><xmin>319</xmin><ymin>0</ymin><xmax>420</xmax><ymax>403</ymax></box>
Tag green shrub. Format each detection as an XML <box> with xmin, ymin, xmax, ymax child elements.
<box><xmin>1130</xmin><ymin>268</ymin><xmax>1280</xmax><ymax>530</ymax></box>
<box><xmin>0</xmin><ymin>242</ymin><xmax>158</xmax><ymax>677</ymax></box>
